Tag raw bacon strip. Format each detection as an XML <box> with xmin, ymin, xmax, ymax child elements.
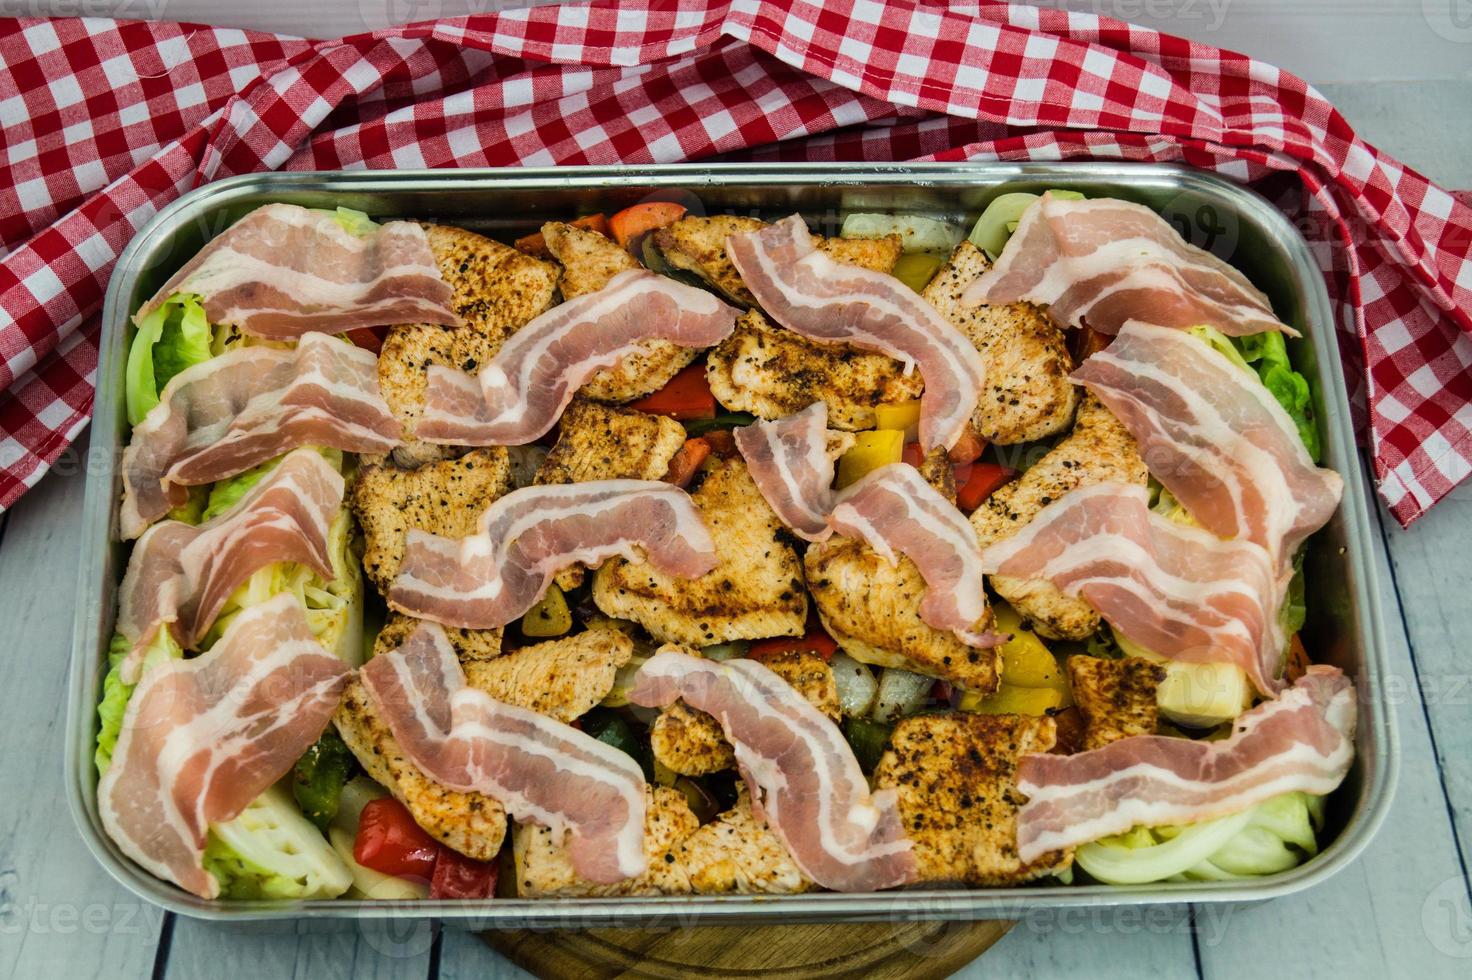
<box><xmin>416</xmin><ymin>270</ymin><xmax>738</xmax><ymax>445</ymax></box>
<box><xmin>136</xmin><ymin>203</ymin><xmax>457</xmax><ymax>340</ymax></box>
<box><xmin>1072</xmin><ymin>320</ymin><xmax>1342</xmax><ymax>571</ymax></box>
<box><xmin>726</xmin><ymin>216</ymin><xmax>985</xmax><ymax>451</ymax></box>
<box><xmin>628</xmin><ymin>649</ymin><xmax>916</xmax><ymax>892</ymax></box>
<box><xmin>962</xmin><ymin>193</ymin><xmax>1295</xmax><ymax>337</ymax></box>
<box><xmin>115</xmin><ymin>449</ymin><xmax>343</xmax><ymax>684</ymax></box>
<box><xmin>979</xmin><ymin>482</ymin><xmax>1287</xmax><ymax>696</ymax></box>
<box><xmin>732</xmin><ymin>402</ymin><xmax>842</xmax><ymax>542</ymax></box>
<box><xmin>119</xmin><ymin>333</ymin><xmax>399</xmax><ymax>539</ymax></box>
<box><xmin>361</xmin><ymin>623</ymin><xmax>648</xmax><ymax>883</ymax></box>
<box><xmin>98</xmin><ymin>593</ymin><xmax>351</xmax><ymax>898</ymax></box>
<box><xmin>1015</xmin><ymin>666</ymin><xmax>1355</xmax><ymax>862</ymax></box>
<box><xmin>828</xmin><ymin>462</ymin><xmax>998</xmax><ymax>648</ymax></box>
<box><xmin>389</xmin><ymin>480</ymin><xmax>716</xmax><ymax>630</ymax></box>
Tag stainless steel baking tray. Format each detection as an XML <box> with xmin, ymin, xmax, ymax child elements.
<box><xmin>66</xmin><ymin>163</ymin><xmax>1395</xmax><ymax>924</ymax></box>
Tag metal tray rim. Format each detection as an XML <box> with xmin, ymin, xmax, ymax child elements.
<box><xmin>66</xmin><ymin>162</ymin><xmax>1396</xmax><ymax>923</ymax></box>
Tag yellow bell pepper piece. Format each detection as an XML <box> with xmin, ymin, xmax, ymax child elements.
<box><xmin>836</xmin><ymin>429</ymin><xmax>905</xmax><ymax>489</ymax></box>
<box><xmin>961</xmin><ymin>684</ymin><xmax>1065</xmax><ymax>716</ymax></box>
<box><xmin>892</xmin><ymin>251</ymin><xmax>947</xmax><ymax>292</ymax></box>
<box><xmin>520</xmin><ymin>583</ymin><xmax>571</xmax><ymax>637</ymax></box>
<box><xmin>991</xmin><ymin>603</ymin><xmax>1069</xmax><ymax>701</ymax></box>
<box><xmin>873</xmin><ymin>400</ymin><xmax>922</xmax><ymax>434</ymax></box>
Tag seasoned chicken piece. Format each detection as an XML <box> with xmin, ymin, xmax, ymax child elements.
<box><xmin>971</xmin><ymin>394</ymin><xmax>1148</xmax><ymax>639</ymax></box>
<box><xmin>533</xmin><ymin>398</ymin><xmax>686</xmax><ymax>589</ymax></box>
<box><xmin>806</xmin><ymin>538</ymin><xmax>1000</xmax><ymax>693</ymax></box>
<box><xmin>593</xmin><ymin>457</ymin><xmax>806</xmax><ymax>645</ymax></box>
<box><xmin>917</xmin><ymin>445</ymin><xmax>958</xmax><ymax>505</ymax></box>
<box><xmin>373</xmin><ymin>611</ymin><xmax>503</xmax><ymax>662</ymax></box>
<box><xmin>378</xmin><ymin>225</ymin><xmax>560</xmax><ymax>465</ymax></box>
<box><xmin>460</xmin><ymin>630</ymin><xmax>633</xmax><ymax>723</ymax></box>
<box><xmin>706</xmin><ymin>310</ymin><xmax>924</xmax><ymax>430</ymax></box>
<box><xmin>513</xmin><ymin>787</ymin><xmax>697</xmax><ymax>897</ymax></box>
<box><xmin>651</xmin><ymin>650</ymin><xmax>840</xmax><ymax>776</ymax></box>
<box><xmin>351</xmin><ymin>448</ymin><xmax>512</xmax><ymax>594</ymax></box>
<box><xmin>923</xmin><ymin>241</ymin><xmax>1078</xmax><ymax>444</ymax></box>
<box><xmin>679</xmin><ymin>791</ymin><xmax>814</xmax><ymax>895</ymax></box>
<box><xmin>534</xmin><ymin>399</ymin><xmax>686</xmax><ymax>486</ymax></box>
<box><xmin>654</xmin><ymin>214</ymin><xmax>901</xmax><ymax>306</ymax></box>
<box><xmin>542</xmin><ymin>220</ymin><xmax>699</xmax><ymax>401</ymax></box>
<box><xmin>1068</xmin><ymin>655</ymin><xmax>1166</xmax><ymax>751</ymax></box>
<box><xmin>335</xmin><ymin>678</ymin><xmax>506</xmax><ymax>860</ymax></box>
<box><xmin>874</xmin><ymin>713</ymin><xmax>1072</xmax><ymax>885</ymax></box>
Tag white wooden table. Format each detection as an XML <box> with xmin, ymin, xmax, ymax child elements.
<box><xmin>2</xmin><ymin>5</ymin><xmax>1469</xmax><ymax>977</ymax></box>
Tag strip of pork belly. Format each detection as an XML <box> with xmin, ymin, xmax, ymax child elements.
<box><xmin>978</xmin><ymin>481</ymin><xmax>1287</xmax><ymax>696</ymax></box>
<box><xmin>961</xmin><ymin>193</ymin><xmax>1295</xmax><ymax>337</ymax></box>
<box><xmin>1072</xmin><ymin>320</ymin><xmax>1342</xmax><ymax>571</ymax></box>
<box><xmin>135</xmin><ymin>203</ymin><xmax>457</xmax><ymax>340</ymax></box>
<box><xmin>1015</xmin><ymin>666</ymin><xmax>1355</xmax><ymax>862</ymax></box>
<box><xmin>361</xmin><ymin>622</ymin><xmax>649</xmax><ymax>882</ymax></box>
<box><xmin>416</xmin><ymin>270</ymin><xmax>738</xmax><ymax>445</ymax></box>
<box><xmin>115</xmin><ymin>449</ymin><xmax>343</xmax><ymax>683</ymax></box>
<box><xmin>628</xmin><ymin>649</ymin><xmax>917</xmax><ymax>892</ymax></box>
<box><xmin>98</xmin><ymin>593</ymin><xmax>350</xmax><ymax>898</ymax></box>
<box><xmin>726</xmin><ymin>215</ymin><xmax>985</xmax><ymax>452</ymax></box>
<box><xmin>827</xmin><ymin>462</ymin><xmax>999</xmax><ymax>648</ymax></box>
<box><xmin>732</xmin><ymin>402</ymin><xmax>846</xmax><ymax>542</ymax></box>
<box><xmin>119</xmin><ymin>333</ymin><xmax>399</xmax><ymax>539</ymax></box>
<box><xmin>388</xmin><ymin>480</ymin><xmax>716</xmax><ymax>630</ymax></box>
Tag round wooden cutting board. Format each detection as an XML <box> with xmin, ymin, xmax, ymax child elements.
<box><xmin>482</xmin><ymin>919</ymin><xmax>1014</xmax><ymax>979</ymax></box>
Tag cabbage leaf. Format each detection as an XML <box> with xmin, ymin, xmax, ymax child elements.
<box><xmin>95</xmin><ymin>630</ymin><xmax>183</xmax><ymax>774</ymax></box>
<box><xmin>203</xmin><ymin>784</ymin><xmax>352</xmax><ymax>900</ymax></box>
<box><xmin>125</xmin><ymin>293</ymin><xmax>212</xmax><ymax>425</ymax></box>
<box><xmin>1188</xmin><ymin>325</ymin><xmax>1321</xmax><ymax>462</ymax></box>
<box><xmin>1075</xmin><ymin>791</ymin><xmax>1325</xmax><ymax>884</ymax></box>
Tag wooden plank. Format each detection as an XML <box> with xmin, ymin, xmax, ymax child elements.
<box><xmin>962</xmin><ymin>905</ymin><xmax>1201</xmax><ymax>979</ymax></box>
<box><xmin>0</xmin><ymin>443</ymin><xmax>168</xmax><ymax>980</ymax></box>
<box><xmin>161</xmin><ymin>918</ymin><xmax>434</xmax><ymax>980</ymax></box>
<box><xmin>1195</xmin><ymin>463</ymin><xmax>1468</xmax><ymax>976</ymax></box>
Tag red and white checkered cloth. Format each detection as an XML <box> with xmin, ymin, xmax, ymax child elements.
<box><xmin>1</xmin><ymin>1</ymin><xmax>1469</xmax><ymax>527</ymax></box>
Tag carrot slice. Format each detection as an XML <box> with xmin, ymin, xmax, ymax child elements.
<box><xmin>514</xmin><ymin>213</ymin><xmax>609</xmax><ymax>258</ymax></box>
<box><xmin>954</xmin><ymin>461</ymin><xmax>1017</xmax><ymax>511</ymax></box>
<box><xmin>627</xmin><ymin>363</ymin><xmax>717</xmax><ymax>420</ymax></box>
<box><xmin>609</xmin><ymin>202</ymin><xmax>688</xmax><ymax>250</ymax></box>
<box><xmin>947</xmin><ymin>427</ymin><xmax>986</xmax><ymax>464</ymax></box>
<box><xmin>662</xmin><ymin>437</ymin><xmax>711</xmax><ymax>489</ymax></box>
<box><xmin>901</xmin><ymin>442</ymin><xmax>926</xmax><ymax>468</ymax></box>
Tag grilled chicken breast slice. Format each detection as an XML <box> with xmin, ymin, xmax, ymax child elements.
<box><xmin>512</xmin><ymin>787</ymin><xmax>697</xmax><ymax>897</ymax></box>
<box><xmin>351</xmin><ymin>448</ymin><xmax>513</xmax><ymax>595</ymax></box>
<box><xmin>377</xmin><ymin>225</ymin><xmax>560</xmax><ymax>466</ymax></box>
<box><xmin>650</xmin><ymin>650</ymin><xmax>840</xmax><ymax>777</ymax></box>
<box><xmin>874</xmin><ymin>713</ymin><xmax>1072</xmax><ymax>885</ymax></box>
<box><xmin>922</xmin><ymin>241</ymin><xmax>1078</xmax><ymax>444</ymax></box>
<box><xmin>706</xmin><ymin>310</ymin><xmax>925</xmax><ymax>431</ymax></box>
<box><xmin>542</xmin><ymin>220</ymin><xmax>699</xmax><ymax>401</ymax></box>
<box><xmin>970</xmin><ymin>393</ymin><xmax>1148</xmax><ymax>639</ymax></box>
<box><xmin>1068</xmin><ymin>655</ymin><xmax>1166</xmax><ymax>751</ymax></box>
<box><xmin>593</xmin><ymin>457</ymin><xmax>807</xmax><ymax>646</ymax></box>
<box><xmin>334</xmin><ymin>678</ymin><xmax>507</xmax><ymax>861</ymax></box>
<box><xmin>460</xmin><ymin>630</ymin><xmax>633</xmax><ymax>724</ymax></box>
<box><xmin>372</xmin><ymin>611</ymin><xmax>503</xmax><ymax>662</ymax></box>
<box><xmin>805</xmin><ymin>537</ymin><xmax>1000</xmax><ymax>693</ymax></box>
<box><xmin>679</xmin><ymin>791</ymin><xmax>815</xmax><ymax>895</ymax></box>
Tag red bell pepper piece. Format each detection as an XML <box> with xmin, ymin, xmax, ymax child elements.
<box><xmin>749</xmin><ymin>629</ymin><xmax>838</xmax><ymax>663</ymax></box>
<box><xmin>662</xmin><ymin>437</ymin><xmax>711</xmax><ymax>489</ymax></box>
<box><xmin>627</xmin><ymin>363</ymin><xmax>717</xmax><ymax>420</ymax></box>
<box><xmin>428</xmin><ymin>847</ymin><xmax>499</xmax><ymax>900</ymax></box>
<box><xmin>353</xmin><ymin>798</ymin><xmax>440</xmax><ymax>882</ymax></box>
<box><xmin>345</xmin><ymin>326</ymin><xmax>388</xmax><ymax>355</ymax></box>
<box><xmin>954</xmin><ymin>461</ymin><xmax>1017</xmax><ymax>512</ymax></box>
<box><xmin>609</xmin><ymin>201</ymin><xmax>687</xmax><ymax>251</ymax></box>
<box><xmin>947</xmin><ymin>428</ymin><xmax>986</xmax><ymax>464</ymax></box>
<box><xmin>900</xmin><ymin>442</ymin><xmax>926</xmax><ymax>468</ymax></box>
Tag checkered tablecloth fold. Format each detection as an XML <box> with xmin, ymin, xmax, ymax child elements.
<box><xmin>2</xmin><ymin>0</ymin><xmax>1469</xmax><ymax>525</ymax></box>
